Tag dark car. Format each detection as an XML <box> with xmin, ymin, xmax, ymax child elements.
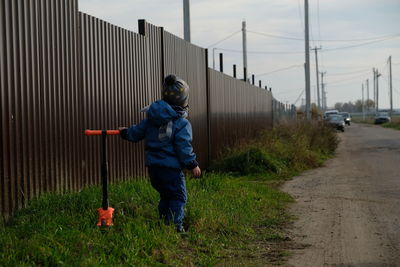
<box><xmin>374</xmin><ymin>112</ymin><xmax>391</xmax><ymax>124</ymax></box>
<box><xmin>338</xmin><ymin>112</ymin><xmax>351</xmax><ymax>126</ymax></box>
<box><xmin>327</xmin><ymin>115</ymin><xmax>345</xmax><ymax>132</ymax></box>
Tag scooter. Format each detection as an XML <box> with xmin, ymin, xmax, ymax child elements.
<box><xmin>84</xmin><ymin>129</ymin><xmax>120</xmax><ymax>227</ymax></box>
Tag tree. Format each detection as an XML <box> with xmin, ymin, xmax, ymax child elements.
<box><xmin>334</xmin><ymin>102</ymin><xmax>343</xmax><ymax>111</ymax></box>
<box><xmin>332</xmin><ymin>99</ymin><xmax>375</xmax><ymax>113</ymax></box>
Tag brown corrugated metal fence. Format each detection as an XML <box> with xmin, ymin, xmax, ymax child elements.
<box><xmin>162</xmin><ymin>30</ymin><xmax>209</xmax><ymax>168</ymax></box>
<box><xmin>208</xmin><ymin>69</ymin><xmax>273</xmax><ymax>159</ymax></box>
<box><xmin>1</xmin><ymin>0</ymin><xmax>80</xmax><ymax>216</ymax></box>
<box><xmin>0</xmin><ymin>2</ymin><xmax>291</xmax><ymax>217</ymax></box>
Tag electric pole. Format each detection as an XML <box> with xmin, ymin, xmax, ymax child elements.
<box><xmin>373</xmin><ymin>68</ymin><xmax>376</xmax><ymax>112</ymax></box>
<box><xmin>389</xmin><ymin>56</ymin><xmax>393</xmax><ymax>117</ymax></box>
<box><xmin>242</xmin><ymin>20</ymin><xmax>248</xmax><ymax>82</ymax></box>
<box><xmin>183</xmin><ymin>0</ymin><xmax>191</xmax><ymax>42</ymax></box>
<box><xmin>321</xmin><ymin>71</ymin><xmax>326</xmax><ymax>110</ymax></box>
<box><xmin>304</xmin><ymin>0</ymin><xmax>311</xmax><ymax>119</ymax></box>
<box><xmin>366</xmin><ymin>79</ymin><xmax>369</xmax><ymax>112</ymax></box>
<box><xmin>376</xmin><ymin>69</ymin><xmax>381</xmax><ymax>112</ymax></box>
<box><xmin>362</xmin><ymin>83</ymin><xmax>365</xmax><ymax>120</ymax></box>
<box><xmin>311</xmin><ymin>47</ymin><xmax>322</xmax><ymax>109</ymax></box>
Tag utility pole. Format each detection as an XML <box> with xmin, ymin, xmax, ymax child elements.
<box><xmin>373</xmin><ymin>68</ymin><xmax>376</xmax><ymax>112</ymax></box>
<box><xmin>376</xmin><ymin>69</ymin><xmax>381</xmax><ymax>113</ymax></box>
<box><xmin>366</xmin><ymin>79</ymin><xmax>369</xmax><ymax>112</ymax></box>
<box><xmin>242</xmin><ymin>20</ymin><xmax>248</xmax><ymax>82</ymax></box>
<box><xmin>311</xmin><ymin>47</ymin><xmax>321</xmax><ymax>109</ymax></box>
<box><xmin>304</xmin><ymin>0</ymin><xmax>311</xmax><ymax>119</ymax></box>
<box><xmin>362</xmin><ymin>83</ymin><xmax>365</xmax><ymax>120</ymax></box>
<box><xmin>183</xmin><ymin>0</ymin><xmax>191</xmax><ymax>42</ymax></box>
<box><xmin>321</xmin><ymin>71</ymin><xmax>326</xmax><ymax>110</ymax></box>
<box><xmin>389</xmin><ymin>56</ymin><xmax>393</xmax><ymax>117</ymax></box>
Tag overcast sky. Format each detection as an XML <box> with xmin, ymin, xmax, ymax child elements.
<box><xmin>79</xmin><ymin>0</ymin><xmax>400</xmax><ymax>109</ymax></box>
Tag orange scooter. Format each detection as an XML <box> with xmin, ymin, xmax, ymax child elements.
<box><xmin>84</xmin><ymin>129</ymin><xmax>120</xmax><ymax>227</ymax></box>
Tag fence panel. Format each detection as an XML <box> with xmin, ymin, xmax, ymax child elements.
<box><xmin>208</xmin><ymin>69</ymin><xmax>273</xmax><ymax>159</ymax></box>
<box><xmin>79</xmin><ymin>13</ymin><xmax>159</xmax><ymax>185</ymax></box>
<box><xmin>0</xmin><ymin>0</ymin><xmax>79</xmax><ymax>216</ymax></box>
<box><xmin>163</xmin><ymin>31</ymin><xmax>209</xmax><ymax>167</ymax></box>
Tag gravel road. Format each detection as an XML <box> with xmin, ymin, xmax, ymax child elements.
<box><xmin>283</xmin><ymin>123</ymin><xmax>400</xmax><ymax>266</ymax></box>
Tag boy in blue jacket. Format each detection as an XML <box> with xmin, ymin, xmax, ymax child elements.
<box><xmin>120</xmin><ymin>75</ymin><xmax>201</xmax><ymax>232</ymax></box>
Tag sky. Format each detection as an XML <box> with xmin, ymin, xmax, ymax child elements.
<box><xmin>79</xmin><ymin>0</ymin><xmax>400</xmax><ymax>109</ymax></box>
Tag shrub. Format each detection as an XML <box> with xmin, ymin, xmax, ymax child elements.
<box><xmin>212</xmin><ymin>120</ymin><xmax>339</xmax><ymax>176</ymax></box>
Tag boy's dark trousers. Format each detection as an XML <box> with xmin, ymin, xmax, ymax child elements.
<box><xmin>148</xmin><ymin>166</ymin><xmax>187</xmax><ymax>227</ymax></box>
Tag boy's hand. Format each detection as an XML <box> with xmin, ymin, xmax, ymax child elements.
<box><xmin>192</xmin><ymin>166</ymin><xmax>201</xmax><ymax>177</ymax></box>
<box><xmin>119</xmin><ymin>127</ymin><xmax>128</xmax><ymax>140</ymax></box>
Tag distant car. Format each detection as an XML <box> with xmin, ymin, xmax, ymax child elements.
<box><xmin>374</xmin><ymin>112</ymin><xmax>391</xmax><ymax>124</ymax></box>
<box><xmin>338</xmin><ymin>112</ymin><xmax>351</xmax><ymax>126</ymax></box>
<box><xmin>327</xmin><ymin>115</ymin><xmax>345</xmax><ymax>132</ymax></box>
<box><xmin>324</xmin><ymin>110</ymin><xmax>339</xmax><ymax>120</ymax></box>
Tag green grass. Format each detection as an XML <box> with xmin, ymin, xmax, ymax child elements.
<box><xmin>0</xmin><ymin>120</ymin><xmax>338</xmax><ymax>266</ymax></box>
<box><xmin>382</xmin><ymin>117</ymin><xmax>400</xmax><ymax>130</ymax></box>
<box><xmin>353</xmin><ymin>116</ymin><xmax>400</xmax><ymax>130</ymax></box>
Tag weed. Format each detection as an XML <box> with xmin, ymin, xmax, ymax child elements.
<box><xmin>382</xmin><ymin>117</ymin><xmax>400</xmax><ymax>130</ymax></box>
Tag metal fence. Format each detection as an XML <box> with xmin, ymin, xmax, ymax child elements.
<box><xmin>272</xmin><ymin>98</ymin><xmax>297</xmax><ymax>124</ymax></box>
<box><xmin>1</xmin><ymin>0</ymin><xmax>80</xmax><ymax>215</ymax></box>
<box><xmin>0</xmin><ymin>0</ymin><xmax>292</xmax><ymax>217</ymax></box>
<box><xmin>209</xmin><ymin>70</ymin><xmax>273</xmax><ymax>159</ymax></box>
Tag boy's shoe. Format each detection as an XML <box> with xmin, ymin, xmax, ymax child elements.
<box><xmin>176</xmin><ymin>225</ymin><xmax>185</xmax><ymax>233</ymax></box>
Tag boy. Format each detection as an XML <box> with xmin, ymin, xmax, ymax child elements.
<box><xmin>120</xmin><ymin>74</ymin><xmax>201</xmax><ymax>232</ymax></box>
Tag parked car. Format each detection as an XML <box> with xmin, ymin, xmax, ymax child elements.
<box><xmin>327</xmin><ymin>115</ymin><xmax>345</xmax><ymax>132</ymax></box>
<box><xmin>338</xmin><ymin>112</ymin><xmax>351</xmax><ymax>126</ymax></box>
<box><xmin>374</xmin><ymin>112</ymin><xmax>391</xmax><ymax>124</ymax></box>
<box><xmin>324</xmin><ymin>110</ymin><xmax>339</xmax><ymax>120</ymax></box>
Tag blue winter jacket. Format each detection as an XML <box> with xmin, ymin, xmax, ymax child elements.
<box><xmin>121</xmin><ymin>100</ymin><xmax>198</xmax><ymax>170</ymax></box>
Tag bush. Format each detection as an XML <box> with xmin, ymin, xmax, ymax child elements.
<box><xmin>212</xmin><ymin>120</ymin><xmax>338</xmax><ymax>176</ymax></box>
<box><xmin>212</xmin><ymin>146</ymin><xmax>285</xmax><ymax>175</ymax></box>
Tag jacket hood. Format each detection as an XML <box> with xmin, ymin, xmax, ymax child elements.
<box><xmin>146</xmin><ymin>100</ymin><xmax>180</xmax><ymax>126</ymax></box>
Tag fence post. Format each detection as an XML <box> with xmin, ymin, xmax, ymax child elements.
<box><xmin>252</xmin><ymin>74</ymin><xmax>255</xmax><ymax>85</ymax></box>
<box><xmin>219</xmin><ymin>53</ymin><xmax>223</xmax><ymax>72</ymax></box>
<box><xmin>233</xmin><ymin>64</ymin><xmax>236</xmax><ymax>78</ymax></box>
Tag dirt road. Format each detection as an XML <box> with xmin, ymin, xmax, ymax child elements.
<box><xmin>283</xmin><ymin>123</ymin><xmax>400</xmax><ymax>266</ymax></box>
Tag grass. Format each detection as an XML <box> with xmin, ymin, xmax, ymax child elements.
<box><xmin>352</xmin><ymin>116</ymin><xmax>400</xmax><ymax>130</ymax></box>
<box><xmin>382</xmin><ymin>117</ymin><xmax>400</xmax><ymax>130</ymax></box>
<box><xmin>0</xmin><ymin>120</ymin><xmax>338</xmax><ymax>266</ymax></box>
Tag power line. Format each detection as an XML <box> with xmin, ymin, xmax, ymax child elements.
<box><xmin>274</xmin><ymin>88</ymin><xmax>304</xmax><ymax>96</ymax></box>
<box><xmin>216</xmin><ymin>35</ymin><xmax>399</xmax><ymax>55</ymax></box>
<box><xmin>216</xmin><ymin>47</ymin><xmax>303</xmax><ymax>54</ymax></box>
<box><xmin>323</xmin><ymin>36</ymin><xmax>400</xmax><ymax>51</ymax></box>
<box><xmin>294</xmin><ymin>89</ymin><xmax>305</xmax><ymax>105</ymax></box>
<box><xmin>327</xmin><ymin>74</ymin><xmax>368</xmax><ymax>85</ymax></box>
<box><xmin>328</xmin><ymin>68</ymin><xmax>371</xmax><ymax>76</ymax></box>
<box><xmin>327</xmin><ymin>80</ymin><xmax>361</xmax><ymax>88</ymax></box>
<box><xmin>255</xmin><ymin>64</ymin><xmax>303</xmax><ymax>77</ymax></box>
<box><xmin>247</xmin><ymin>30</ymin><xmax>400</xmax><ymax>43</ymax></box>
<box><xmin>206</xmin><ymin>30</ymin><xmax>241</xmax><ymax>48</ymax></box>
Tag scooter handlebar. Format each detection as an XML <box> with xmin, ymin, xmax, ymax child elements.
<box><xmin>85</xmin><ymin>130</ymin><xmax>121</xmax><ymax>136</ymax></box>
